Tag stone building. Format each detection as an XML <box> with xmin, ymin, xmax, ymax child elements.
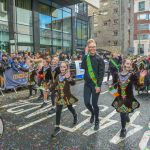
<box><xmin>89</xmin><ymin>0</ymin><xmax>134</xmax><ymax>55</ymax></box>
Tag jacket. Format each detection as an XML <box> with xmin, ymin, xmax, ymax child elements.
<box><xmin>81</xmin><ymin>53</ymin><xmax>105</xmax><ymax>87</ymax></box>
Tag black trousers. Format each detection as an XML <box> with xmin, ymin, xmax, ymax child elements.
<box><xmin>107</xmin><ymin>71</ymin><xmax>110</xmax><ymax>81</ymax></box>
<box><xmin>110</xmin><ymin>72</ymin><xmax>118</xmax><ymax>83</ymax></box>
<box><xmin>56</xmin><ymin>105</ymin><xmax>76</xmax><ymax>126</ymax></box>
<box><xmin>38</xmin><ymin>79</ymin><xmax>43</xmax><ymax>97</ymax></box>
<box><xmin>28</xmin><ymin>85</ymin><xmax>37</xmax><ymax>96</ymax></box>
<box><xmin>51</xmin><ymin>92</ymin><xmax>56</xmax><ymax>106</ymax></box>
<box><xmin>84</xmin><ymin>82</ymin><xmax>100</xmax><ymax>121</ymax></box>
<box><xmin>120</xmin><ymin>113</ymin><xmax>129</xmax><ymax>129</ymax></box>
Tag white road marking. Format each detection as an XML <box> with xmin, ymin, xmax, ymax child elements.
<box><xmin>101</xmin><ymin>91</ymin><xmax>108</xmax><ymax>95</ymax></box>
<box><xmin>6</xmin><ymin>101</ymin><xmax>44</xmax><ymax>114</ymax></box>
<box><xmin>17</xmin><ymin>105</ymin><xmax>76</xmax><ymax>131</ymax></box>
<box><xmin>110</xmin><ymin>111</ymin><xmax>143</xmax><ymax>144</ymax></box>
<box><xmin>139</xmin><ymin>123</ymin><xmax>150</xmax><ymax>150</ymax></box>
<box><xmin>83</xmin><ymin>118</ymin><xmax>118</xmax><ymax>136</ymax></box>
<box><xmin>25</xmin><ymin>104</ymin><xmax>52</xmax><ymax>118</ymax></box>
<box><xmin>83</xmin><ymin>110</ymin><xmax>117</xmax><ymax>136</ymax></box>
<box><xmin>7</xmin><ymin>103</ymin><xmax>38</xmax><ymax>113</ymax></box>
<box><xmin>15</xmin><ymin>105</ymin><xmax>42</xmax><ymax>115</ymax></box>
<box><xmin>1</xmin><ymin>101</ymin><xmax>30</xmax><ymax>108</ymax></box>
<box><xmin>60</xmin><ymin>118</ymin><xmax>90</xmax><ymax>132</ymax></box>
<box><xmin>60</xmin><ymin>105</ymin><xmax>110</xmax><ymax>133</ymax></box>
<box><xmin>0</xmin><ymin>96</ymin><xmax>39</xmax><ymax>108</ymax></box>
<box><xmin>139</xmin><ymin>130</ymin><xmax>150</xmax><ymax>150</ymax></box>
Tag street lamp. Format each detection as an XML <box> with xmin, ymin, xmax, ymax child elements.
<box><xmin>138</xmin><ymin>35</ymin><xmax>141</xmax><ymax>55</ymax></box>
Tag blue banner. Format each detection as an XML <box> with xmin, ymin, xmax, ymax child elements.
<box><xmin>4</xmin><ymin>68</ymin><xmax>28</xmax><ymax>89</ymax></box>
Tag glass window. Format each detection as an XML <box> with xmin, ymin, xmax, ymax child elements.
<box><xmin>138</xmin><ymin>44</ymin><xmax>144</xmax><ymax>54</ymax></box>
<box><xmin>63</xmin><ymin>10</ymin><xmax>71</xmax><ymax>33</ymax></box>
<box><xmin>75</xmin><ymin>4</ymin><xmax>79</xmax><ymax>13</ymax></box>
<box><xmin>17</xmin><ymin>34</ymin><xmax>33</xmax><ymax>43</ymax></box>
<box><xmin>76</xmin><ymin>19</ymin><xmax>88</xmax><ymax>48</ymax></box>
<box><xmin>53</xmin><ymin>30</ymin><xmax>62</xmax><ymax>39</ymax></box>
<box><xmin>139</xmin><ymin>1</ymin><xmax>145</xmax><ymax>11</ymax></box>
<box><xmin>39</xmin><ymin>14</ymin><xmax>52</xmax><ymax>29</ymax></box>
<box><xmin>62</xmin><ymin>9</ymin><xmax>72</xmax><ymax>53</ymax></box>
<box><xmin>53</xmin><ymin>39</ymin><xmax>62</xmax><ymax>47</ymax></box>
<box><xmin>113</xmin><ymin>30</ymin><xmax>118</xmax><ymax>36</ymax></box>
<box><xmin>137</xmin><ymin>24</ymin><xmax>150</xmax><ymax>30</ymax></box>
<box><xmin>138</xmin><ymin>34</ymin><xmax>150</xmax><ymax>40</ymax></box>
<box><xmin>77</xmin><ymin>20</ymin><xmax>82</xmax><ymax>40</ymax></box>
<box><xmin>38</xmin><ymin>3</ymin><xmax>52</xmax><ymax>46</ymax></box>
<box><xmin>0</xmin><ymin>0</ymin><xmax>9</xmax><ymax>51</ymax></box>
<box><xmin>114</xmin><ymin>8</ymin><xmax>118</xmax><ymax>13</ymax></box>
<box><xmin>82</xmin><ymin>22</ymin><xmax>88</xmax><ymax>40</ymax></box>
<box><xmin>16</xmin><ymin>4</ymin><xmax>33</xmax><ymax>44</ymax></box>
<box><xmin>40</xmin><ymin>37</ymin><xmax>51</xmax><ymax>45</ymax></box>
<box><xmin>18</xmin><ymin>45</ymin><xmax>33</xmax><ymax>53</ymax></box>
<box><xmin>15</xmin><ymin>0</ymin><xmax>31</xmax><ymax>10</ymax></box>
<box><xmin>76</xmin><ymin>3</ymin><xmax>87</xmax><ymax>15</ymax></box>
<box><xmin>17</xmin><ymin>24</ymin><xmax>33</xmax><ymax>35</ymax></box>
<box><xmin>52</xmin><ymin>9</ymin><xmax>63</xmax><ymax>32</ymax></box>
<box><xmin>114</xmin><ymin>19</ymin><xmax>118</xmax><ymax>24</ymax></box>
<box><xmin>16</xmin><ymin>7</ymin><xmax>32</xmax><ymax>26</ymax></box>
<box><xmin>63</xmin><ymin>7</ymin><xmax>71</xmax><ymax>13</ymax></box>
<box><xmin>137</xmin><ymin>14</ymin><xmax>149</xmax><ymax>20</ymax></box>
<box><xmin>113</xmin><ymin>40</ymin><xmax>118</xmax><ymax>46</ymax></box>
<box><xmin>40</xmin><ymin>28</ymin><xmax>51</xmax><ymax>38</ymax></box>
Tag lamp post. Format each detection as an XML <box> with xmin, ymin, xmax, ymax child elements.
<box><xmin>138</xmin><ymin>36</ymin><xmax>141</xmax><ymax>55</ymax></box>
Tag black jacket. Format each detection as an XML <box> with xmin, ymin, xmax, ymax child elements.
<box><xmin>39</xmin><ymin>66</ymin><xmax>52</xmax><ymax>83</ymax></box>
<box><xmin>81</xmin><ymin>53</ymin><xmax>105</xmax><ymax>87</ymax></box>
<box><xmin>0</xmin><ymin>59</ymin><xmax>10</xmax><ymax>74</ymax></box>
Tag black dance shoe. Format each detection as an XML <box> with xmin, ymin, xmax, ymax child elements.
<box><xmin>51</xmin><ymin>127</ymin><xmax>61</xmax><ymax>137</ymax></box>
<box><xmin>94</xmin><ymin>120</ymin><xmax>99</xmax><ymax>131</ymax></box>
<box><xmin>48</xmin><ymin>108</ymin><xmax>56</xmax><ymax>114</ymax></box>
<box><xmin>120</xmin><ymin>128</ymin><xmax>127</xmax><ymax>138</ymax></box>
<box><xmin>90</xmin><ymin>115</ymin><xmax>94</xmax><ymax>124</ymax></box>
<box><xmin>40</xmin><ymin>102</ymin><xmax>48</xmax><ymax>108</ymax></box>
<box><xmin>73</xmin><ymin>114</ymin><xmax>78</xmax><ymax>125</ymax></box>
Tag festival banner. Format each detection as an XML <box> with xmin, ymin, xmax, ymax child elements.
<box><xmin>4</xmin><ymin>68</ymin><xmax>28</xmax><ymax>89</ymax></box>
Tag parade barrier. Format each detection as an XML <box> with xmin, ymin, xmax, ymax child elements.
<box><xmin>0</xmin><ymin>68</ymin><xmax>28</xmax><ymax>96</ymax></box>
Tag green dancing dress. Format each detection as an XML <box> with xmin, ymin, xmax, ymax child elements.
<box><xmin>112</xmin><ymin>72</ymin><xmax>140</xmax><ymax>113</ymax></box>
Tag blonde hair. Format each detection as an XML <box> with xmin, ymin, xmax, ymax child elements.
<box><xmin>87</xmin><ymin>39</ymin><xmax>96</xmax><ymax>46</ymax></box>
<box><xmin>60</xmin><ymin>61</ymin><xmax>69</xmax><ymax>69</ymax></box>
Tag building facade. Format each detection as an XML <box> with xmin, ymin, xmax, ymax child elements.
<box><xmin>134</xmin><ymin>0</ymin><xmax>150</xmax><ymax>55</ymax></box>
<box><xmin>0</xmin><ymin>0</ymin><xmax>99</xmax><ymax>54</ymax></box>
<box><xmin>89</xmin><ymin>0</ymin><xmax>134</xmax><ymax>55</ymax></box>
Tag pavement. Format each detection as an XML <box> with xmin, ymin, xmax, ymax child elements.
<box><xmin>0</xmin><ymin>78</ymin><xmax>150</xmax><ymax>150</ymax></box>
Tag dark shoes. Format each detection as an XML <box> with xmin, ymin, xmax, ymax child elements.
<box><xmin>48</xmin><ymin>108</ymin><xmax>56</xmax><ymax>114</ymax></box>
<box><xmin>40</xmin><ymin>102</ymin><xmax>48</xmax><ymax>108</ymax></box>
<box><xmin>120</xmin><ymin>128</ymin><xmax>127</xmax><ymax>138</ymax></box>
<box><xmin>94</xmin><ymin>120</ymin><xmax>99</xmax><ymax>131</ymax></box>
<box><xmin>73</xmin><ymin>114</ymin><xmax>78</xmax><ymax>125</ymax></box>
<box><xmin>51</xmin><ymin>127</ymin><xmax>61</xmax><ymax>137</ymax></box>
<box><xmin>90</xmin><ymin>115</ymin><xmax>94</xmax><ymax>124</ymax></box>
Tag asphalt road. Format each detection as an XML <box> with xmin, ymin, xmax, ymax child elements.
<box><xmin>0</xmin><ymin>78</ymin><xmax>150</xmax><ymax>150</ymax></box>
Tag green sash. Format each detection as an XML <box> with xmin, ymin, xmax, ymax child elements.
<box><xmin>86</xmin><ymin>54</ymin><xmax>98</xmax><ymax>87</ymax></box>
<box><xmin>110</xmin><ymin>58</ymin><xmax>120</xmax><ymax>71</ymax></box>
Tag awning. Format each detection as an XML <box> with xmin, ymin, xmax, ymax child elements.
<box><xmin>51</xmin><ymin>0</ymin><xmax>99</xmax><ymax>9</ymax></box>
